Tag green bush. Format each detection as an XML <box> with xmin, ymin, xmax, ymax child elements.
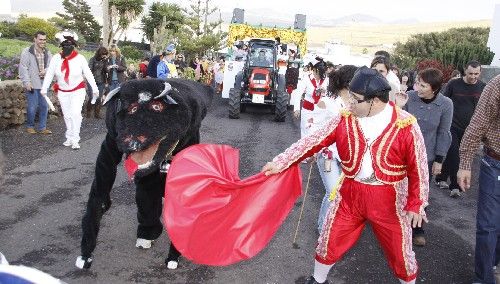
<box><xmin>392</xmin><ymin>27</ymin><xmax>494</xmax><ymax>71</ymax></box>
<box><xmin>16</xmin><ymin>17</ymin><xmax>58</xmax><ymax>40</ymax></box>
<box><xmin>120</xmin><ymin>45</ymin><xmax>143</xmax><ymax>61</ymax></box>
<box><xmin>0</xmin><ymin>21</ymin><xmax>19</xmax><ymax>39</ymax></box>
<box><xmin>181</xmin><ymin>67</ymin><xmax>196</xmax><ymax>80</ymax></box>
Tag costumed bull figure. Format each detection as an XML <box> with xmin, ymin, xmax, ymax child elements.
<box><xmin>75</xmin><ymin>78</ymin><xmax>214</xmax><ymax>270</ymax></box>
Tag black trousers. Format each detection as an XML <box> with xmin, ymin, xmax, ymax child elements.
<box><xmin>436</xmin><ymin>126</ymin><xmax>464</xmax><ymax>190</ymax></box>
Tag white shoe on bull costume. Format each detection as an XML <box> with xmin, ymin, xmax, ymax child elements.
<box><xmin>135</xmin><ymin>238</ymin><xmax>153</xmax><ymax>249</ymax></box>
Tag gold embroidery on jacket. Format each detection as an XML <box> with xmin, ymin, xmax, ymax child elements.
<box><xmin>341</xmin><ymin>116</ymin><xmax>361</xmax><ymax>174</ymax></box>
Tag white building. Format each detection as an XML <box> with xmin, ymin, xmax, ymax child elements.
<box><xmin>305</xmin><ymin>40</ymin><xmax>372</xmax><ymax>67</ymax></box>
<box><xmin>0</xmin><ymin>0</ymin><xmax>15</xmax><ymax>22</ymax></box>
<box><xmin>488</xmin><ymin>4</ymin><xmax>500</xmax><ymax>67</ymax></box>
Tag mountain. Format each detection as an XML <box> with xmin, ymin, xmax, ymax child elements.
<box><xmin>218</xmin><ymin>10</ymin><xmax>414</xmax><ymax>28</ymax></box>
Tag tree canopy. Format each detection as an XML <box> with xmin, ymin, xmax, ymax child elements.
<box><xmin>141</xmin><ymin>0</ymin><xmax>226</xmax><ymax>58</ymax></box>
<box><xmin>55</xmin><ymin>0</ymin><xmax>101</xmax><ymax>42</ymax></box>
<box><xmin>392</xmin><ymin>27</ymin><xmax>494</xmax><ymax>71</ymax></box>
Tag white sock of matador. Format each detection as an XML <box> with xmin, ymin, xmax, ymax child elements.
<box><xmin>312</xmin><ymin>260</ymin><xmax>334</xmax><ymax>283</ymax></box>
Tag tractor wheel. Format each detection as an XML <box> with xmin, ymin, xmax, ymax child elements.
<box><xmin>274</xmin><ymin>90</ymin><xmax>289</xmax><ymax>122</ymax></box>
<box><xmin>228</xmin><ymin>88</ymin><xmax>241</xmax><ymax>119</ymax></box>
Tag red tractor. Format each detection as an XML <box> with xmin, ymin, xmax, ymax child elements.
<box><xmin>228</xmin><ymin>39</ymin><xmax>288</xmax><ymax>122</ymax></box>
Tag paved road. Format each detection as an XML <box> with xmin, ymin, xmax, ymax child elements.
<box><xmin>0</xmin><ymin>94</ymin><xmax>480</xmax><ymax>284</ymax></box>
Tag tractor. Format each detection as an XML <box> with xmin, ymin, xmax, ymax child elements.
<box><xmin>228</xmin><ymin>39</ymin><xmax>288</xmax><ymax>122</ymax></box>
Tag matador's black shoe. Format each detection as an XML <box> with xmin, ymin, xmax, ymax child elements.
<box><xmin>304</xmin><ymin>276</ymin><xmax>330</xmax><ymax>284</ymax></box>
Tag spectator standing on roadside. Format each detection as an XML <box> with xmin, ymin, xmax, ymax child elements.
<box><xmin>457</xmin><ymin>74</ymin><xmax>500</xmax><ymax>284</ymax></box>
<box><xmin>147</xmin><ymin>52</ymin><xmax>164</xmax><ymax>78</ymax></box>
<box><xmin>106</xmin><ymin>45</ymin><xmax>127</xmax><ymax>91</ymax></box>
<box><xmin>435</xmin><ymin>60</ymin><xmax>486</xmax><ymax>197</ymax></box>
<box><xmin>138</xmin><ymin>57</ymin><xmax>149</xmax><ymax>79</ymax></box>
<box><xmin>157</xmin><ymin>43</ymin><xmax>178</xmax><ymax>80</ymax></box>
<box><xmin>174</xmin><ymin>54</ymin><xmax>187</xmax><ymax>74</ymax></box>
<box><xmin>374</xmin><ymin>50</ymin><xmax>401</xmax><ymax>93</ymax></box>
<box><xmin>401</xmin><ymin>68</ymin><xmax>453</xmax><ymax>247</ymax></box>
<box><xmin>190</xmin><ymin>56</ymin><xmax>204</xmax><ymax>82</ymax></box>
<box><xmin>370</xmin><ymin>55</ymin><xmax>400</xmax><ymax>102</ymax></box>
<box><xmin>18</xmin><ymin>31</ymin><xmax>53</xmax><ymax>134</ymax></box>
<box><xmin>86</xmin><ymin>46</ymin><xmax>108</xmax><ymax>118</ymax></box>
<box><xmin>127</xmin><ymin>63</ymin><xmax>138</xmax><ymax>80</ymax></box>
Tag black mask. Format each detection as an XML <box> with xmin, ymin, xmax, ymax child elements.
<box><xmin>62</xmin><ymin>45</ymin><xmax>74</xmax><ymax>57</ymax></box>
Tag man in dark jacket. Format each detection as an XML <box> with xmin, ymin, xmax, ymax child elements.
<box><xmin>435</xmin><ymin>60</ymin><xmax>486</xmax><ymax>197</ymax></box>
<box><xmin>146</xmin><ymin>52</ymin><xmax>165</xmax><ymax>78</ymax></box>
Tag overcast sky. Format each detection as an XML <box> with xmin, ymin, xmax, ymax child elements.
<box><xmin>5</xmin><ymin>0</ymin><xmax>500</xmax><ymax>23</ymax></box>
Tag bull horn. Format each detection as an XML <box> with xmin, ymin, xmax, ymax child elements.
<box><xmin>103</xmin><ymin>87</ymin><xmax>121</xmax><ymax>105</ymax></box>
<box><xmin>154</xmin><ymin>82</ymin><xmax>177</xmax><ymax>105</ymax></box>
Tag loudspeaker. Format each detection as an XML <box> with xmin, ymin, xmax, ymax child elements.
<box><xmin>294</xmin><ymin>14</ymin><xmax>306</xmax><ymax>30</ymax></box>
<box><xmin>232</xmin><ymin>8</ymin><xmax>245</xmax><ymax>24</ymax></box>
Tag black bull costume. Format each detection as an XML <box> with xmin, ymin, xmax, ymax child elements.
<box><xmin>76</xmin><ymin>78</ymin><xmax>214</xmax><ymax>269</ymax></box>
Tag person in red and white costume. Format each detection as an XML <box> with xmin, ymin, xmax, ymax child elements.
<box><xmin>262</xmin><ymin>67</ymin><xmax>429</xmax><ymax>284</ymax></box>
<box><xmin>291</xmin><ymin>58</ymin><xmax>330</xmax><ymax>138</ymax></box>
<box><xmin>41</xmin><ymin>30</ymin><xmax>98</xmax><ymax>150</ymax></box>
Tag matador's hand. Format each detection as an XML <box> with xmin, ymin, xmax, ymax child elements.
<box><xmin>402</xmin><ymin>211</ymin><xmax>428</xmax><ymax>228</ymax></box>
<box><xmin>261</xmin><ymin>162</ymin><xmax>280</xmax><ymax>176</ymax></box>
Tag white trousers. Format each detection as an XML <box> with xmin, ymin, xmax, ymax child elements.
<box><xmin>57</xmin><ymin>89</ymin><xmax>86</xmax><ymax>143</ymax></box>
<box><xmin>300</xmin><ymin>108</ymin><xmax>317</xmax><ymax>138</ymax></box>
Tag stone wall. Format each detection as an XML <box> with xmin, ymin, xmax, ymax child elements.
<box><xmin>0</xmin><ymin>80</ymin><xmax>60</xmax><ymax>130</ymax></box>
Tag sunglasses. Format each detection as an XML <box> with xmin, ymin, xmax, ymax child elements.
<box><xmin>348</xmin><ymin>91</ymin><xmax>370</xmax><ymax>104</ymax></box>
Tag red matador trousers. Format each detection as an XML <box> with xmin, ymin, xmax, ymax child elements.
<box><xmin>315</xmin><ymin>178</ymin><xmax>418</xmax><ymax>282</ymax></box>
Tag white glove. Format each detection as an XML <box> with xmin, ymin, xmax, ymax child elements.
<box><xmin>91</xmin><ymin>93</ymin><xmax>99</xmax><ymax>105</ymax></box>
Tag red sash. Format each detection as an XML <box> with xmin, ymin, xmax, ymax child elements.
<box><xmin>53</xmin><ymin>81</ymin><xmax>85</xmax><ymax>94</ymax></box>
<box><xmin>302</xmin><ymin>77</ymin><xmax>324</xmax><ymax>111</ymax></box>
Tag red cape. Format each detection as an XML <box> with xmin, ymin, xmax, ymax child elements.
<box><xmin>163</xmin><ymin>144</ymin><xmax>302</xmax><ymax>266</ymax></box>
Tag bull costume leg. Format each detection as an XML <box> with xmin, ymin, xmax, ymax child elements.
<box><xmin>78</xmin><ymin>133</ymin><xmax>121</xmax><ymax>268</ymax></box>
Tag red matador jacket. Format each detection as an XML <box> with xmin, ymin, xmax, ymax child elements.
<box><xmin>273</xmin><ymin>102</ymin><xmax>429</xmax><ymax>215</ymax></box>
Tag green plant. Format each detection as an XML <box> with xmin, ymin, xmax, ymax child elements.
<box><xmin>181</xmin><ymin>67</ymin><xmax>196</xmax><ymax>80</ymax></box>
<box><xmin>0</xmin><ymin>21</ymin><xmax>20</xmax><ymax>39</ymax></box>
<box><xmin>120</xmin><ymin>45</ymin><xmax>143</xmax><ymax>61</ymax></box>
<box><xmin>16</xmin><ymin>17</ymin><xmax>58</xmax><ymax>40</ymax></box>
<box><xmin>392</xmin><ymin>27</ymin><xmax>493</xmax><ymax>70</ymax></box>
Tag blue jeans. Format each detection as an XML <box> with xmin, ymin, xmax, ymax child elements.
<box><xmin>25</xmin><ymin>89</ymin><xmax>48</xmax><ymax>130</ymax></box>
<box><xmin>474</xmin><ymin>154</ymin><xmax>500</xmax><ymax>284</ymax></box>
<box><xmin>109</xmin><ymin>80</ymin><xmax>120</xmax><ymax>92</ymax></box>
<box><xmin>86</xmin><ymin>82</ymin><xmax>106</xmax><ymax>100</ymax></box>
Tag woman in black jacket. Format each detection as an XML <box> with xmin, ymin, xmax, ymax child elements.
<box><xmin>87</xmin><ymin>47</ymin><xmax>108</xmax><ymax>118</ymax></box>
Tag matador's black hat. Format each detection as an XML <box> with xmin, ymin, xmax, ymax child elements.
<box><xmin>349</xmin><ymin>66</ymin><xmax>391</xmax><ymax>98</ymax></box>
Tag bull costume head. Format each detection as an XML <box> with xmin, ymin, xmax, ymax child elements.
<box><xmin>104</xmin><ymin>79</ymin><xmax>214</xmax><ymax>178</ymax></box>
